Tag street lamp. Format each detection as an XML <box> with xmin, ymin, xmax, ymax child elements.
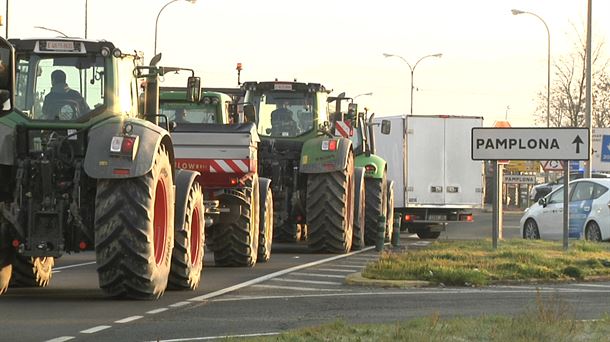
<box><xmin>511</xmin><ymin>9</ymin><xmax>551</xmax><ymax>128</ymax></box>
<box><xmin>154</xmin><ymin>0</ymin><xmax>197</xmax><ymax>55</ymax></box>
<box><xmin>383</xmin><ymin>53</ymin><xmax>442</xmax><ymax>115</ymax></box>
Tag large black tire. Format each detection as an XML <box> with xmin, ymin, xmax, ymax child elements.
<box><xmin>274</xmin><ymin>223</ymin><xmax>301</xmax><ymax>242</ymax></box>
<box><xmin>385</xmin><ymin>180</ymin><xmax>395</xmax><ymax>242</ymax></box>
<box><xmin>169</xmin><ymin>182</ymin><xmax>205</xmax><ymax>290</ymax></box>
<box><xmin>258</xmin><ymin>181</ymin><xmax>274</xmax><ymax>262</ymax></box>
<box><xmin>307</xmin><ymin>152</ymin><xmax>354</xmax><ymax>253</ymax></box>
<box><xmin>0</xmin><ymin>224</ymin><xmax>13</xmax><ymax>294</ymax></box>
<box><xmin>351</xmin><ymin>167</ymin><xmax>366</xmax><ymax>251</ymax></box>
<box><xmin>212</xmin><ymin>175</ymin><xmax>260</xmax><ymax>267</ymax></box>
<box><xmin>95</xmin><ymin>145</ymin><xmax>175</xmax><ymax>299</ymax></box>
<box><xmin>9</xmin><ymin>255</ymin><xmax>54</xmax><ymax>288</ymax></box>
<box><xmin>417</xmin><ymin>228</ymin><xmax>441</xmax><ymax>240</ymax></box>
<box><xmin>364</xmin><ymin>173</ymin><xmax>387</xmax><ymax>246</ymax></box>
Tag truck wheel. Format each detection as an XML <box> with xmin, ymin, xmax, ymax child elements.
<box><xmin>258</xmin><ymin>183</ymin><xmax>273</xmax><ymax>262</ymax></box>
<box><xmin>274</xmin><ymin>223</ymin><xmax>300</xmax><ymax>242</ymax></box>
<box><xmin>95</xmin><ymin>144</ymin><xmax>174</xmax><ymax>299</ymax></box>
<box><xmin>351</xmin><ymin>167</ymin><xmax>366</xmax><ymax>251</ymax></box>
<box><xmin>364</xmin><ymin>173</ymin><xmax>387</xmax><ymax>246</ymax></box>
<box><xmin>307</xmin><ymin>152</ymin><xmax>354</xmax><ymax>253</ymax></box>
<box><xmin>169</xmin><ymin>182</ymin><xmax>205</xmax><ymax>290</ymax></box>
<box><xmin>417</xmin><ymin>228</ymin><xmax>441</xmax><ymax>240</ymax></box>
<box><xmin>385</xmin><ymin>180</ymin><xmax>395</xmax><ymax>242</ymax></box>
<box><xmin>212</xmin><ymin>175</ymin><xmax>260</xmax><ymax>267</ymax></box>
<box><xmin>10</xmin><ymin>255</ymin><xmax>54</xmax><ymax>288</ymax></box>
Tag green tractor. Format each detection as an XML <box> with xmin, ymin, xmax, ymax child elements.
<box><xmin>242</xmin><ymin>81</ymin><xmax>361</xmax><ymax>253</ymax></box>
<box><xmin>0</xmin><ymin>37</ymin><xmax>205</xmax><ymax>299</ymax></box>
<box><xmin>326</xmin><ymin>96</ymin><xmax>394</xmax><ymax>246</ymax></box>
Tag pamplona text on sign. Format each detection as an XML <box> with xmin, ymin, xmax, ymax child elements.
<box><xmin>476</xmin><ymin>138</ymin><xmax>560</xmax><ymax>150</ymax></box>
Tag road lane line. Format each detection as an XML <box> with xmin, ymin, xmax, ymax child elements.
<box><xmin>317</xmin><ymin>268</ymin><xmax>360</xmax><ymax>273</ymax></box>
<box><xmin>145</xmin><ymin>331</ymin><xmax>280</xmax><ymax>342</ymax></box>
<box><xmin>273</xmin><ymin>278</ymin><xmax>342</xmax><ymax>286</ymax></box>
<box><xmin>146</xmin><ymin>308</ymin><xmax>169</xmax><ymax>314</ymax></box>
<box><xmin>80</xmin><ymin>325</ymin><xmax>112</xmax><ymax>334</ymax></box>
<box><xmin>188</xmin><ymin>246</ymin><xmax>375</xmax><ymax>301</ymax></box>
<box><xmin>44</xmin><ymin>337</ymin><xmax>75</xmax><ymax>342</ymax></box>
<box><xmin>568</xmin><ymin>283</ymin><xmax>610</xmax><ymax>288</ymax></box>
<box><xmin>52</xmin><ymin>261</ymin><xmax>97</xmax><ymax>272</ymax></box>
<box><xmin>115</xmin><ymin>315</ymin><xmax>143</xmax><ymax>323</ymax></box>
<box><xmin>291</xmin><ymin>272</ymin><xmax>345</xmax><ymax>278</ymax></box>
<box><xmin>332</xmin><ymin>264</ymin><xmax>365</xmax><ymax>268</ymax></box>
<box><xmin>251</xmin><ymin>284</ymin><xmax>340</xmax><ymax>292</ymax></box>
<box><xmin>169</xmin><ymin>301</ymin><xmax>191</xmax><ymax>308</ymax></box>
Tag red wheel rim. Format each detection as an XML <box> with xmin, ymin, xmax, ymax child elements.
<box><xmin>190</xmin><ymin>206</ymin><xmax>202</xmax><ymax>265</ymax></box>
<box><xmin>153</xmin><ymin>178</ymin><xmax>168</xmax><ymax>266</ymax></box>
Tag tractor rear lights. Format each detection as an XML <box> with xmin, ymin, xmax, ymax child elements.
<box><xmin>110</xmin><ymin>135</ymin><xmax>139</xmax><ymax>160</ymax></box>
<box><xmin>321</xmin><ymin>139</ymin><xmax>338</xmax><ymax>151</ymax></box>
<box><xmin>365</xmin><ymin>164</ymin><xmax>377</xmax><ymax>174</ymax></box>
<box><xmin>112</xmin><ymin>168</ymin><xmax>130</xmax><ymax>175</ymax></box>
<box><xmin>404</xmin><ymin>214</ymin><xmax>414</xmax><ymax>222</ymax></box>
<box><xmin>460</xmin><ymin>214</ymin><xmax>474</xmax><ymax>222</ymax></box>
<box><xmin>11</xmin><ymin>239</ymin><xmax>20</xmax><ymax>248</ymax></box>
<box><xmin>79</xmin><ymin>241</ymin><xmax>87</xmax><ymax>250</ymax></box>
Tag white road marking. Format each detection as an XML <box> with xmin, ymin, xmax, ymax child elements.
<box><xmin>211</xmin><ymin>287</ymin><xmax>610</xmax><ymax>303</ymax></box>
<box><xmin>251</xmin><ymin>284</ymin><xmax>340</xmax><ymax>292</ymax></box>
<box><xmin>146</xmin><ymin>308</ymin><xmax>169</xmax><ymax>314</ymax></box>
<box><xmin>272</xmin><ymin>278</ymin><xmax>342</xmax><ymax>286</ymax></box>
<box><xmin>332</xmin><ymin>264</ymin><xmax>365</xmax><ymax>268</ymax></box>
<box><xmin>188</xmin><ymin>246</ymin><xmax>375</xmax><ymax>301</ymax></box>
<box><xmin>44</xmin><ymin>337</ymin><xmax>75</xmax><ymax>342</ymax></box>
<box><xmin>51</xmin><ymin>261</ymin><xmax>97</xmax><ymax>273</ymax></box>
<box><xmin>80</xmin><ymin>325</ymin><xmax>112</xmax><ymax>334</ymax></box>
<box><xmin>169</xmin><ymin>301</ymin><xmax>191</xmax><ymax>308</ymax></box>
<box><xmin>317</xmin><ymin>268</ymin><xmax>360</xmax><ymax>273</ymax></box>
<box><xmin>568</xmin><ymin>283</ymin><xmax>610</xmax><ymax>288</ymax></box>
<box><xmin>145</xmin><ymin>331</ymin><xmax>280</xmax><ymax>342</ymax></box>
<box><xmin>115</xmin><ymin>315</ymin><xmax>143</xmax><ymax>323</ymax></box>
<box><xmin>291</xmin><ymin>272</ymin><xmax>345</xmax><ymax>278</ymax></box>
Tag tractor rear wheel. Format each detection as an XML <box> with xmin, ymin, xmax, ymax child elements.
<box><xmin>9</xmin><ymin>255</ymin><xmax>54</xmax><ymax>288</ymax></box>
<box><xmin>212</xmin><ymin>175</ymin><xmax>260</xmax><ymax>267</ymax></box>
<box><xmin>364</xmin><ymin>173</ymin><xmax>387</xmax><ymax>246</ymax></box>
<box><xmin>95</xmin><ymin>144</ymin><xmax>174</xmax><ymax>299</ymax></box>
<box><xmin>307</xmin><ymin>152</ymin><xmax>354</xmax><ymax>253</ymax></box>
<box><xmin>258</xmin><ymin>183</ymin><xmax>273</xmax><ymax>262</ymax></box>
<box><xmin>0</xmin><ymin>224</ymin><xmax>13</xmax><ymax>294</ymax></box>
<box><xmin>169</xmin><ymin>182</ymin><xmax>205</xmax><ymax>290</ymax></box>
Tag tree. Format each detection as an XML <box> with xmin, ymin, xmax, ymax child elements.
<box><xmin>534</xmin><ymin>28</ymin><xmax>609</xmax><ymax>127</ymax></box>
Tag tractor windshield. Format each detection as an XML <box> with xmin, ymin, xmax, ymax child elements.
<box><xmin>15</xmin><ymin>53</ymin><xmax>105</xmax><ymax>121</ymax></box>
<box><xmin>253</xmin><ymin>91</ymin><xmax>314</xmax><ymax>138</ymax></box>
<box><xmin>159</xmin><ymin>104</ymin><xmax>219</xmax><ymax>124</ymax></box>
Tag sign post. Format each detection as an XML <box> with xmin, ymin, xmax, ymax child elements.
<box><xmin>472</xmin><ymin>127</ymin><xmax>589</xmax><ymax>250</ymax></box>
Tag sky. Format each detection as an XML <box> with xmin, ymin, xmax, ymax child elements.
<box><xmin>1</xmin><ymin>0</ymin><xmax>609</xmax><ymax>127</ymax></box>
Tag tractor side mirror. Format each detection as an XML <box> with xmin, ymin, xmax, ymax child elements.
<box><xmin>243</xmin><ymin>103</ymin><xmax>256</xmax><ymax>123</ymax></box>
<box><xmin>381</xmin><ymin>119</ymin><xmax>391</xmax><ymax>134</ymax></box>
<box><xmin>186</xmin><ymin>76</ymin><xmax>201</xmax><ymax>103</ymax></box>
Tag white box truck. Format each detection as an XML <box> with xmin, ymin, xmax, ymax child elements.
<box><xmin>374</xmin><ymin>115</ymin><xmax>485</xmax><ymax>239</ymax></box>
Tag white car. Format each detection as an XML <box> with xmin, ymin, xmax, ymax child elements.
<box><xmin>520</xmin><ymin>178</ymin><xmax>610</xmax><ymax>241</ymax></box>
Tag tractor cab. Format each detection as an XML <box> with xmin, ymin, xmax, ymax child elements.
<box><xmin>9</xmin><ymin>38</ymin><xmax>142</xmax><ymax>122</ymax></box>
<box><xmin>242</xmin><ymin>81</ymin><xmax>329</xmax><ymax>140</ymax></box>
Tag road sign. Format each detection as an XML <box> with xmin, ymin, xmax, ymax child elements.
<box><xmin>503</xmin><ymin>174</ymin><xmax>536</xmax><ymax>184</ymax></box>
<box><xmin>505</xmin><ymin>160</ymin><xmax>540</xmax><ymax>172</ymax></box>
<box><xmin>591</xmin><ymin>128</ymin><xmax>610</xmax><ymax>172</ymax></box>
<box><xmin>471</xmin><ymin>127</ymin><xmax>589</xmax><ymax>161</ymax></box>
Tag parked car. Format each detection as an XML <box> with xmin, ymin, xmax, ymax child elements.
<box><xmin>529</xmin><ymin>172</ymin><xmax>610</xmax><ymax>202</ymax></box>
<box><xmin>520</xmin><ymin>178</ymin><xmax>610</xmax><ymax>241</ymax></box>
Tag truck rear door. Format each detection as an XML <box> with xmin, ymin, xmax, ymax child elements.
<box><xmin>407</xmin><ymin>116</ymin><xmax>445</xmax><ymax>205</ymax></box>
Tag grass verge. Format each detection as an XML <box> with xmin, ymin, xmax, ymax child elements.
<box><xmin>361</xmin><ymin>239</ymin><xmax>610</xmax><ymax>286</ymax></box>
<box><xmin>234</xmin><ymin>293</ymin><xmax>610</xmax><ymax>341</ymax></box>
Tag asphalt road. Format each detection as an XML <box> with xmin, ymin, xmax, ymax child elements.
<box><xmin>4</xmin><ymin>209</ymin><xmax>610</xmax><ymax>342</ymax></box>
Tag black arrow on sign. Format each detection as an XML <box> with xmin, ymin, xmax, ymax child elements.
<box><xmin>572</xmin><ymin>135</ymin><xmax>584</xmax><ymax>153</ymax></box>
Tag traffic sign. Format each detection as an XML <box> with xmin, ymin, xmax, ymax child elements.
<box><xmin>503</xmin><ymin>174</ymin><xmax>537</xmax><ymax>184</ymax></box>
<box><xmin>471</xmin><ymin>127</ymin><xmax>590</xmax><ymax>161</ymax></box>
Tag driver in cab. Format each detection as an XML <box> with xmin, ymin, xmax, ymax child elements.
<box><xmin>42</xmin><ymin>70</ymin><xmax>90</xmax><ymax>120</ymax></box>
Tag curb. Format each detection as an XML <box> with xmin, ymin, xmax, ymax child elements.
<box><xmin>344</xmin><ymin>272</ymin><xmax>430</xmax><ymax>288</ymax></box>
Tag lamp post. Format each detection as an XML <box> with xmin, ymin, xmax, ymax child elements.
<box><xmin>154</xmin><ymin>0</ymin><xmax>197</xmax><ymax>56</ymax></box>
<box><xmin>383</xmin><ymin>53</ymin><xmax>442</xmax><ymax>115</ymax></box>
<box><xmin>511</xmin><ymin>9</ymin><xmax>551</xmax><ymax>128</ymax></box>
<box><xmin>353</xmin><ymin>92</ymin><xmax>373</xmax><ymax>101</ymax></box>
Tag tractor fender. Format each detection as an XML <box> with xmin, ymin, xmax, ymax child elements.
<box><xmin>83</xmin><ymin>118</ymin><xmax>174</xmax><ymax>179</ymax></box>
<box><xmin>174</xmin><ymin>169</ymin><xmax>201</xmax><ymax>232</ymax></box>
<box><xmin>355</xmin><ymin>154</ymin><xmax>387</xmax><ymax>179</ymax></box>
<box><xmin>299</xmin><ymin>136</ymin><xmax>352</xmax><ymax>174</ymax></box>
